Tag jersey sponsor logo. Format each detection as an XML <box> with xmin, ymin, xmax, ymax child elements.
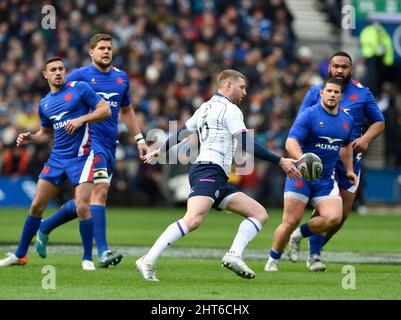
<box><xmin>96</xmin><ymin>92</ymin><xmax>119</xmax><ymax>107</ymax></box>
<box><xmin>53</xmin><ymin>119</ymin><xmax>71</xmax><ymax>130</ymax></box>
<box><xmin>97</xmin><ymin>92</ymin><xmax>119</xmax><ymax>100</ymax></box>
<box><xmin>316</xmin><ymin>136</ymin><xmax>343</xmax><ymax>151</ymax></box>
<box><xmin>49</xmin><ymin>111</ymin><xmax>69</xmax><ymax>121</ymax></box>
<box><xmin>315</xmin><ymin>143</ymin><xmax>339</xmax><ymax>151</ymax></box>
<box><xmin>64</xmin><ymin>92</ymin><xmax>72</xmax><ymax>101</ymax></box>
<box><xmin>318</xmin><ymin>136</ymin><xmax>343</xmax><ymax>144</ymax></box>
<box><xmin>349</xmin><ymin>94</ymin><xmax>358</xmax><ymax>101</ymax></box>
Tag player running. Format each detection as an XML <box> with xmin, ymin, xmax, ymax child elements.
<box><xmin>265</xmin><ymin>77</ymin><xmax>358</xmax><ymax>272</ymax></box>
<box><xmin>287</xmin><ymin>52</ymin><xmax>385</xmax><ymax>270</ymax></box>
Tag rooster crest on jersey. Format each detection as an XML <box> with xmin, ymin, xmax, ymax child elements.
<box><xmin>297</xmin><ymin>153</ymin><xmax>323</xmax><ymax>182</ymax></box>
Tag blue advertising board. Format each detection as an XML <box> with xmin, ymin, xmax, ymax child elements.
<box><xmin>0</xmin><ymin>177</ymin><xmax>55</xmax><ymax>207</ymax></box>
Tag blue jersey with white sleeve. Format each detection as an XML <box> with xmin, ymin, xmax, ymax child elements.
<box><xmin>39</xmin><ymin>81</ymin><xmax>102</xmax><ymax>158</ymax></box>
<box><xmin>289</xmin><ymin>103</ymin><xmax>356</xmax><ymax>178</ymax></box>
<box><xmin>66</xmin><ymin>64</ymin><xmax>131</xmax><ymax>149</ymax></box>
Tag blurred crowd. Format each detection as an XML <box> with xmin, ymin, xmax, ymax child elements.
<box><xmin>1</xmin><ymin>0</ymin><xmax>401</xmax><ymax>207</ymax></box>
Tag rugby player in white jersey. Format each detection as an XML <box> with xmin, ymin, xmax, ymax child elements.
<box><xmin>136</xmin><ymin>69</ymin><xmax>301</xmax><ymax>281</ymax></box>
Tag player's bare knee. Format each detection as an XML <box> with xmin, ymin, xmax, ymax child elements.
<box><xmin>184</xmin><ymin>213</ymin><xmax>205</xmax><ymax>231</ymax></box>
<box><xmin>327</xmin><ymin>215</ymin><xmax>342</xmax><ymax>228</ymax></box>
<box><xmin>255</xmin><ymin>209</ymin><xmax>268</xmax><ymax>225</ymax></box>
<box><xmin>246</xmin><ymin>203</ymin><xmax>268</xmax><ymax>225</ymax></box>
<box><xmin>30</xmin><ymin>200</ymin><xmax>46</xmax><ymax>216</ymax></box>
<box><xmin>75</xmin><ymin>199</ymin><xmax>91</xmax><ymax>217</ymax></box>
<box><xmin>91</xmin><ymin>185</ymin><xmax>108</xmax><ymax>204</ymax></box>
<box><xmin>282</xmin><ymin>216</ymin><xmax>300</xmax><ymax>232</ymax></box>
<box><xmin>187</xmin><ymin>217</ymin><xmax>202</xmax><ymax>231</ymax></box>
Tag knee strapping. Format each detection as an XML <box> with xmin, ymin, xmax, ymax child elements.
<box><xmin>93</xmin><ymin>169</ymin><xmax>109</xmax><ymax>184</ymax></box>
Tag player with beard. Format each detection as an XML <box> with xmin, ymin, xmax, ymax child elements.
<box><xmin>287</xmin><ymin>52</ymin><xmax>385</xmax><ymax>271</ymax></box>
<box><xmin>35</xmin><ymin>34</ymin><xmax>148</xmax><ymax>268</ymax></box>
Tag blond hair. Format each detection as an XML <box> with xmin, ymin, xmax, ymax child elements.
<box><xmin>216</xmin><ymin>69</ymin><xmax>247</xmax><ymax>88</ymax></box>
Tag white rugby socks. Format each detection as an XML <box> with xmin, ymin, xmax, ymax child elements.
<box><xmin>228</xmin><ymin>217</ymin><xmax>262</xmax><ymax>257</ymax></box>
<box><xmin>144</xmin><ymin>219</ymin><xmax>189</xmax><ymax>264</ymax></box>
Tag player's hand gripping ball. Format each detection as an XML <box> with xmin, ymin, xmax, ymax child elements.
<box><xmin>297</xmin><ymin>153</ymin><xmax>323</xmax><ymax>181</ymax></box>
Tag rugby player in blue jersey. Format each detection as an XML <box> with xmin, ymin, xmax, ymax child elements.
<box><xmin>35</xmin><ymin>34</ymin><xmax>148</xmax><ymax>268</ymax></box>
<box><xmin>0</xmin><ymin>57</ymin><xmax>111</xmax><ymax>270</ymax></box>
<box><xmin>265</xmin><ymin>77</ymin><xmax>358</xmax><ymax>272</ymax></box>
<box><xmin>287</xmin><ymin>52</ymin><xmax>385</xmax><ymax>270</ymax></box>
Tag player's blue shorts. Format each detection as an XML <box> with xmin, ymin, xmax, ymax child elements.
<box><xmin>92</xmin><ymin>140</ymin><xmax>116</xmax><ymax>184</ymax></box>
<box><xmin>284</xmin><ymin>175</ymin><xmax>341</xmax><ymax>206</ymax></box>
<box><xmin>335</xmin><ymin>159</ymin><xmax>361</xmax><ymax>193</ymax></box>
<box><xmin>188</xmin><ymin>163</ymin><xmax>240</xmax><ymax>211</ymax></box>
<box><xmin>39</xmin><ymin>150</ymin><xmax>95</xmax><ymax>187</ymax></box>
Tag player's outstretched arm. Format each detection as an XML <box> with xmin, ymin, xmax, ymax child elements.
<box><xmin>16</xmin><ymin>126</ymin><xmax>54</xmax><ymax>147</ymax></box>
<box><xmin>120</xmin><ymin>105</ymin><xmax>149</xmax><ymax>157</ymax></box>
<box><xmin>141</xmin><ymin>125</ymin><xmax>193</xmax><ymax>164</ymax></box>
<box><xmin>235</xmin><ymin>132</ymin><xmax>301</xmax><ymax>180</ymax></box>
<box><xmin>65</xmin><ymin>99</ymin><xmax>111</xmax><ymax>134</ymax></box>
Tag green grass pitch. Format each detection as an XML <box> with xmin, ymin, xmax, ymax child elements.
<box><xmin>0</xmin><ymin>207</ymin><xmax>400</xmax><ymax>300</ymax></box>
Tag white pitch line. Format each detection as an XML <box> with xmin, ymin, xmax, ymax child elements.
<box><xmin>1</xmin><ymin>244</ymin><xmax>401</xmax><ymax>264</ymax></box>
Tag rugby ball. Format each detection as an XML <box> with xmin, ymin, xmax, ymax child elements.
<box><xmin>297</xmin><ymin>153</ymin><xmax>323</xmax><ymax>181</ymax></box>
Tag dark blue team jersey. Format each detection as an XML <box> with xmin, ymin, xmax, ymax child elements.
<box><xmin>289</xmin><ymin>103</ymin><xmax>356</xmax><ymax>178</ymax></box>
<box><xmin>299</xmin><ymin>80</ymin><xmax>384</xmax><ymax>136</ymax></box>
<box><xmin>39</xmin><ymin>81</ymin><xmax>102</xmax><ymax>158</ymax></box>
<box><xmin>66</xmin><ymin>64</ymin><xmax>131</xmax><ymax>148</ymax></box>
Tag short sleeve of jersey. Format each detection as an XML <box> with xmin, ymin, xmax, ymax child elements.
<box><xmin>121</xmin><ymin>74</ymin><xmax>131</xmax><ymax>107</ymax></box>
<box><xmin>76</xmin><ymin>82</ymin><xmax>102</xmax><ymax>109</ymax></box>
<box><xmin>364</xmin><ymin>88</ymin><xmax>385</xmax><ymax>123</ymax></box>
<box><xmin>225</xmin><ymin>107</ymin><xmax>247</xmax><ymax>136</ymax></box>
<box><xmin>299</xmin><ymin>86</ymin><xmax>320</xmax><ymax>114</ymax></box>
<box><xmin>288</xmin><ymin>108</ymin><xmax>311</xmax><ymax>143</ymax></box>
<box><xmin>185</xmin><ymin>108</ymin><xmax>201</xmax><ymax>132</ymax></box>
<box><xmin>39</xmin><ymin>101</ymin><xmax>52</xmax><ymax>128</ymax></box>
